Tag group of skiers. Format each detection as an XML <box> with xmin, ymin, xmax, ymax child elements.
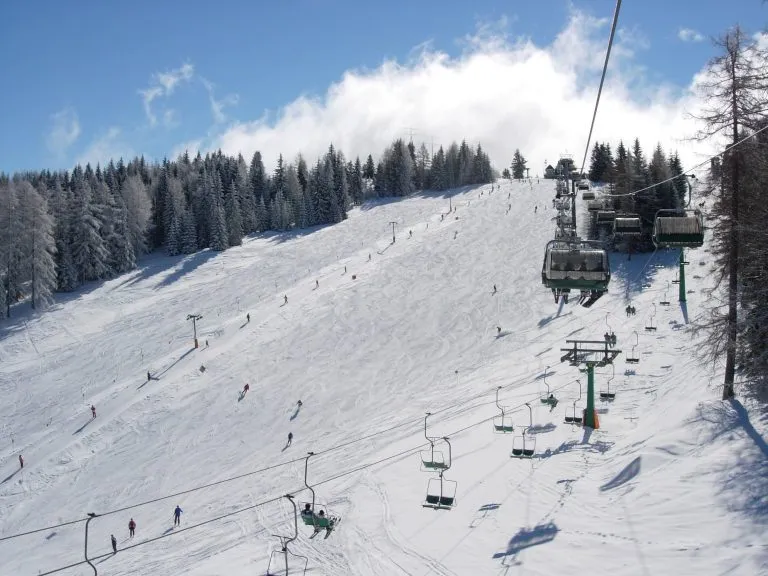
<box><xmin>109</xmin><ymin>510</ymin><xmax>174</xmax><ymax>554</ymax></box>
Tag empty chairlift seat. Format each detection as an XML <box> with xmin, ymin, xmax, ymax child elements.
<box><xmin>653</xmin><ymin>209</ymin><xmax>704</xmax><ymax>247</ymax></box>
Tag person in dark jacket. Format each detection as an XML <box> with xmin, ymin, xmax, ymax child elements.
<box><xmin>111</xmin><ymin>534</ymin><xmax>117</xmax><ymax>554</ymax></box>
<box><xmin>128</xmin><ymin>518</ymin><xmax>136</xmax><ymax>538</ymax></box>
<box><xmin>174</xmin><ymin>506</ymin><xmax>183</xmax><ymax>526</ymax></box>
<box><xmin>91</xmin><ymin>405</ymin><xmax>96</xmax><ymax>419</ymax></box>
<box><xmin>18</xmin><ymin>454</ymin><xmax>23</xmax><ymax>469</ymax></box>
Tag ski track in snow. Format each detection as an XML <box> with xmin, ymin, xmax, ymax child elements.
<box><xmin>1</xmin><ymin>180</ymin><xmax>767</xmax><ymax>575</ymax></box>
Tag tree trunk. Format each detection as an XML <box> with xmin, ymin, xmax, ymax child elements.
<box><xmin>723</xmin><ymin>47</ymin><xmax>740</xmax><ymax>400</ymax></box>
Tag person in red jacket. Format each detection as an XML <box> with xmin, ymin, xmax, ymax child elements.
<box><xmin>128</xmin><ymin>518</ymin><xmax>136</xmax><ymax>538</ymax></box>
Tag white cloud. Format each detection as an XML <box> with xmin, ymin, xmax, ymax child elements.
<box><xmin>76</xmin><ymin>127</ymin><xmax>135</xmax><ymax>167</ymax></box>
<box><xmin>46</xmin><ymin>107</ymin><xmax>81</xmax><ymax>158</ymax></box>
<box><xmin>139</xmin><ymin>63</ymin><xmax>195</xmax><ymax>127</ymax></box>
<box><xmin>196</xmin><ymin>12</ymin><xmax>709</xmax><ymax>177</ymax></box>
<box><xmin>678</xmin><ymin>28</ymin><xmax>705</xmax><ymax>43</ymax></box>
<box><xmin>200</xmin><ymin>77</ymin><xmax>239</xmax><ymax>124</ymax></box>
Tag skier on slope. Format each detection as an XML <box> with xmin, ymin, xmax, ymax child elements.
<box><xmin>247</xmin><ymin>313</ymin><xmax>250</xmax><ymax>323</ymax></box>
<box><xmin>174</xmin><ymin>506</ymin><xmax>183</xmax><ymax>526</ymax></box>
<box><xmin>91</xmin><ymin>405</ymin><xmax>96</xmax><ymax>419</ymax></box>
<box><xmin>18</xmin><ymin>454</ymin><xmax>23</xmax><ymax>469</ymax></box>
<box><xmin>111</xmin><ymin>534</ymin><xmax>117</xmax><ymax>554</ymax></box>
<box><xmin>128</xmin><ymin>518</ymin><xmax>136</xmax><ymax>538</ymax></box>
<box><xmin>297</xmin><ymin>400</ymin><xmax>302</xmax><ymax>408</ymax></box>
<box><xmin>243</xmin><ymin>383</ymin><xmax>250</xmax><ymax>394</ymax></box>
<box><xmin>284</xmin><ymin>295</ymin><xmax>288</xmax><ymax>305</ymax></box>
<box><xmin>287</xmin><ymin>432</ymin><xmax>293</xmax><ymax>446</ymax></box>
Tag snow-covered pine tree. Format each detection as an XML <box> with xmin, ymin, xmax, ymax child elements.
<box><xmin>121</xmin><ymin>175</ymin><xmax>151</xmax><ymax>259</ymax></box>
<box><xmin>249</xmin><ymin>151</ymin><xmax>268</xmax><ymax>230</ymax></box>
<box><xmin>208</xmin><ymin>173</ymin><xmax>229</xmax><ymax>250</ymax></box>
<box><xmin>445</xmin><ymin>143</ymin><xmax>460</xmax><ymax>188</ymax></box>
<box><xmin>50</xmin><ymin>179</ymin><xmax>78</xmax><ymax>291</ymax></box>
<box><xmin>349</xmin><ymin>157</ymin><xmax>364</xmax><ymax>204</ymax></box>
<box><xmin>224</xmin><ymin>180</ymin><xmax>243</xmax><ymax>246</ymax></box>
<box><xmin>70</xmin><ymin>167</ymin><xmax>109</xmax><ymax>284</ymax></box>
<box><xmin>164</xmin><ymin>177</ymin><xmax>184</xmax><ymax>256</ymax></box>
<box><xmin>511</xmin><ymin>149</ymin><xmax>527</xmax><ymax>179</ymax></box>
<box><xmin>296</xmin><ymin>154</ymin><xmax>309</xmax><ymax>193</ymax></box>
<box><xmin>180</xmin><ymin>207</ymin><xmax>198</xmax><ymax>254</ymax></box>
<box><xmin>458</xmin><ymin>140</ymin><xmax>474</xmax><ymax>185</ymax></box>
<box><xmin>430</xmin><ymin>147</ymin><xmax>447</xmax><ymax>191</ymax></box>
<box><xmin>104</xmin><ymin>180</ymin><xmax>135</xmax><ymax>274</ymax></box>
<box><xmin>393</xmin><ymin>139</ymin><xmax>415</xmax><ymax>197</ymax></box>
<box><xmin>363</xmin><ymin>154</ymin><xmax>375</xmax><ymax>180</ymax></box>
<box><xmin>332</xmin><ymin>148</ymin><xmax>349</xmax><ymax>218</ymax></box>
<box><xmin>27</xmin><ymin>181</ymin><xmax>57</xmax><ymax>309</ymax></box>
<box><xmin>236</xmin><ymin>154</ymin><xmax>256</xmax><ymax>234</ymax></box>
<box><xmin>285</xmin><ymin>165</ymin><xmax>302</xmax><ymax>228</ymax></box>
<box><xmin>415</xmin><ymin>144</ymin><xmax>430</xmax><ymax>190</ymax></box>
<box><xmin>373</xmin><ymin>161</ymin><xmax>385</xmax><ymax>196</ymax></box>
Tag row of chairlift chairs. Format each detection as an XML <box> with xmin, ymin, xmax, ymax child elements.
<box><xmin>266</xmin><ymin>292</ymin><xmax>683</xmax><ymax>575</ymax></box>
<box><xmin>542</xmin><ymin>182</ymin><xmax>705</xmax><ymax>306</ymax></box>
<box><xmin>422</xmin><ymin>188</ymin><xmax>707</xmax><ymax>517</ymax></box>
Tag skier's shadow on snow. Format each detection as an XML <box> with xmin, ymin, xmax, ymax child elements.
<box><xmin>97</xmin><ymin>554</ymin><xmax>115</xmax><ymax>565</ymax></box>
<box><xmin>73</xmin><ymin>419</ymin><xmax>95</xmax><ymax>435</ymax></box>
<box><xmin>290</xmin><ymin>406</ymin><xmax>301</xmax><ymax>421</ymax></box>
<box><xmin>1</xmin><ymin>469</ymin><xmax>19</xmax><ymax>484</ymax></box>
<box><xmin>162</xmin><ymin>527</ymin><xmax>174</xmax><ymax>535</ymax></box>
<box><xmin>154</xmin><ymin>348</ymin><xmax>195</xmax><ymax>379</ymax></box>
<box><xmin>238</xmin><ymin>391</ymin><xmax>246</xmax><ymax>402</ymax></box>
<box><xmin>137</xmin><ymin>376</ymin><xmax>158</xmax><ymax>390</ymax></box>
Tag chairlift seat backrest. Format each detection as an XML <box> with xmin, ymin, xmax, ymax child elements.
<box><xmin>587</xmin><ymin>200</ymin><xmax>603</xmax><ymax>211</ymax></box>
<box><xmin>548</xmin><ymin>249</ymin><xmax>607</xmax><ymax>278</ymax></box>
<box><xmin>654</xmin><ymin>211</ymin><xmax>704</xmax><ymax>247</ymax></box>
<box><xmin>614</xmin><ymin>217</ymin><xmax>642</xmax><ymax>235</ymax></box>
<box><xmin>597</xmin><ymin>211</ymin><xmax>616</xmax><ymax>223</ymax></box>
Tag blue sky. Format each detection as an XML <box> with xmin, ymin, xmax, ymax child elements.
<box><xmin>1</xmin><ymin>0</ymin><xmax>765</xmax><ymax>174</ymax></box>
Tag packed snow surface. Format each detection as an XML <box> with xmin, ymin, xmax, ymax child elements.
<box><xmin>1</xmin><ymin>180</ymin><xmax>766</xmax><ymax>575</ymax></box>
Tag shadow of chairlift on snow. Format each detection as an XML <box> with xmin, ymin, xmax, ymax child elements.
<box><xmin>469</xmin><ymin>503</ymin><xmax>501</xmax><ymax>528</ymax></box>
<box><xmin>600</xmin><ymin>456</ymin><xmax>642</xmax><ymax>492</ymax></box>
<box><xmin>535</xmin><ymin>438</ymin><xmax>614</xmax><ymax>459</ymax></box>
<box><xmin>493</xmin><ymin>521</ymin><xmax>559</xmax><ymax>560</ymax></box>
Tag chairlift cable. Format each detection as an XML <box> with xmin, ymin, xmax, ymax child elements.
<box><xmin>1</xmin><ymin>357</ymin><xmax>574</xmax><ymax>543</ymax></box>
<box><xmin>602</xmin><ymin>122</ymin><xmax>768</xmax><ymax>199</ymax></box>
<box><xmin>578</xmin><ymin>0</ymin><xmax>623</xmax><ymax>176</ymax></box>
<box><xmin>32</xmin><ymin>380</ymin><xmax>579</xmax><ymax>575</ymax></box>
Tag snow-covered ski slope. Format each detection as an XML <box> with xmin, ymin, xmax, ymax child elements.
<box><xmin>1</xmin><ymin>179</ymin><xmax>766</xmax><ymax>576</ymax></box>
